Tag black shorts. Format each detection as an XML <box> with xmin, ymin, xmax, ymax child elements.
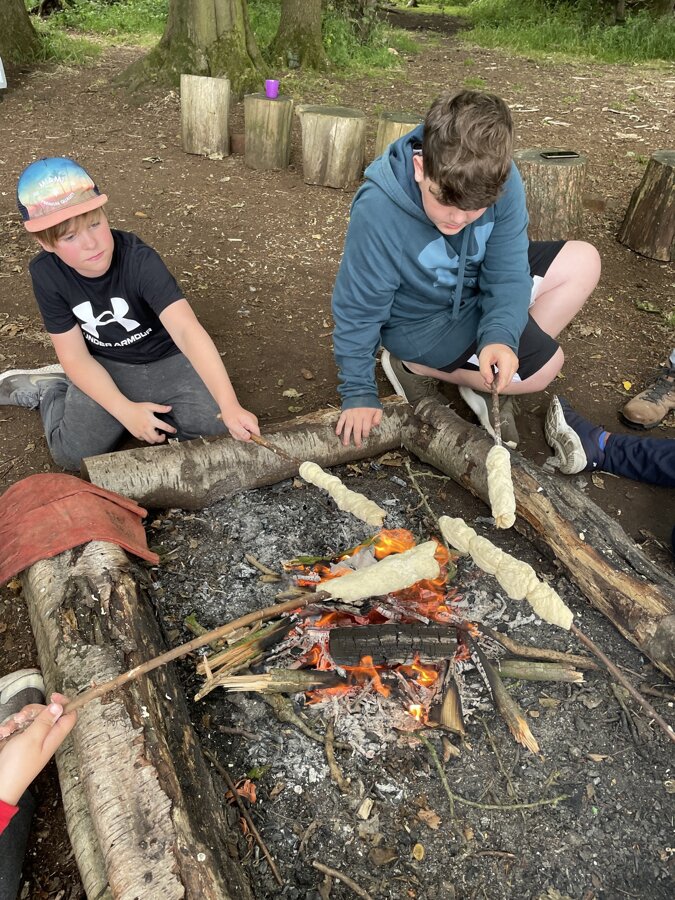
<box><xmin>438</xmin><ymin>240</ymin><xmax>564</xmax><ymax>380</ymax></box>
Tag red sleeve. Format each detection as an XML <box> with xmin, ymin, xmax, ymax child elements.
<box><xmin>0</xmin><ymin>798</ymin><xmax>19</xmax><ymax>834</ymax></box>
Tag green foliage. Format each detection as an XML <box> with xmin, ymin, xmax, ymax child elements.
<box><xmin>465</xmin><ymin>0</ymin><xmax>675</xmax><ymax>63</ymax></box>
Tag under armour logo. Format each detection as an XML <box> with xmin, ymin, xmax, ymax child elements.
<box><xmin>73</xmin><ymin>297</ymin><xmax>140</xmax><ymax>338</ymax></box>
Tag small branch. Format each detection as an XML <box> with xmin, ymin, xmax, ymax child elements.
<box><xmin>490</xmin><ymin>380</ymin><xmax>503</xmax><ymax>447</ymax></box>
<box><xmin>476</xmin><ymin>624</ymin><xmax>598</xmax><ymax>670</ymax></box>
<box><xmin>205</xmin><ymin>749</ymin><xmax>284</xmax><ymax>887</ymax></box>
<box><xmin>244</xmin><ymin>553</ymin><xmax>278</xmax><ymax>576</ymax></box>
<box><xmin>262</xmin><ymin>693</ymin><xmax>351</xmax><ymax>750</ymax></box>
<box><xmin>418</xmin><ymin>734</ymin><xmax>568</xmax><ymax>812</ymax></box>
<box><xmin>497</xmin><ymin>659</ymin><xmax>583</xmax><ymax>683</ymax></box>
<box><xmin>312</xmin><ymin>861</ymin><xmax>373</xmax><ymax>900</ymax></box>
<box><xmin>570</xmin><ymin>623</ymin><xmax>675</xmax><ymax>744</ymax></box>
<box><xmin>249</xmin><ymin>432</ymin><xmax>301</xmax><ymax>465</ymax></box>
<box><xmin>325</xmin><ymin>720</ymin><xmax>350</xmax><ymax>793</ymax></box>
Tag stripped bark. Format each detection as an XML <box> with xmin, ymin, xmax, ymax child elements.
<box><xmin>82</xmin><ymin>398</ymin><xmax>408</xmax><ymax>509</ymax></box>
<box><xmin>22</xmin><ymin>541</ymin><xmax>252</xmax><ymax>900</ymax></box>
<box><xmin>402</xmin><ymin>399</ymin><xmax>675</xmax><ymax>680</ymax></box>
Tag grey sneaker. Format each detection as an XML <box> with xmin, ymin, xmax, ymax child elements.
<box><xmin>459</xmin><ymin>386</ymin><xmax>519</xmax><ymax>448</ymax></box>
<box><xmin>0</xmin><ymin>669</ymin><xmax>45</xmax><ymax>725</ymax></box>
<box><xmin>0</xmin><ymin>364</ymin><xmax>66</xmax><ymax>409</ymax></box>
<box><xmin>381</xmin><ymin>349</ymin><xmax>449</xmax><ymax>408</ymax></box>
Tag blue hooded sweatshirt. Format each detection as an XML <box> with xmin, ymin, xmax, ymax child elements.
<box><xmin>332</xmin><ymin>125</ymin><xmax>532</xmax><ymax>410</ymax></box>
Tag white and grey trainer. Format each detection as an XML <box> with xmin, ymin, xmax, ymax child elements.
<box><xmin>0</xmin><ymin>364</ymin><xmax>67</xmax><ymax>409</ymax></box>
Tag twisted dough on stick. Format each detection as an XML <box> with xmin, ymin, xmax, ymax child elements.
<box><xmin>486</xmin><ymin>445</ymin><xmax>516</xmax><ymax>529</ymax></box>
<box><xmin>299</xmin><ymin>461</ymin><xmax>386</xmax><ymax>527</ymax></box>
<box><xmin>324</xmin><ymin>541</ymin><xmax>440</xmax><ymax>604</ymax></box>
<box><xmin>438</xmin><ymin>515</ymin><xmax>573</xmax><ymax>630</ymax></box>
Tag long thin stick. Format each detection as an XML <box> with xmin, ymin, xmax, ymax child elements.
<box><xmin>249</xmin><ymin>433</ymin><xmax>301</xmax><ymax>465</ymax></box>
<box><xmin>570</xmin><ymin>623</ymin><xmax>675</xmax><ymax>744</ymax></box>
<box><xmin>490</xmin><ymin>380</ymin><xmax>503</xmax><ymax>447</ymax></box>
<box><xmin>62</xmin><ymin>593</ymin><xmax>325</xmax><ymax>715</ymax></box>
<box><xmin>205</xmin><ymin>749</ymin><xmax>284</xmax><ymax>887</ymax></box>
<box><xmin>312</xmin><ymin>861</ymin><xmax>374</xmax><ymax>900</ymax></box>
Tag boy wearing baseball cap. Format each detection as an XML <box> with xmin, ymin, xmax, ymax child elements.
<box><xmin>0</xmin><ymin>157</ymin><xmax>259</xmax><ymax>469</ymax></box>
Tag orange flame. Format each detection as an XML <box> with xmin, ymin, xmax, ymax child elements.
<box><xmin>374</xmin><ymin>529</ymin><xmax>417</xmax><ymax>559</ymax></box>
<box><xmin>344</xmin><ymin>655</ymin><xmax>391</xmax><ymax>697</ymax></box>
<box><xmin>408</xmin><ymin>704</ymin><xmax>425</xmax><ymax>722</ymax></box>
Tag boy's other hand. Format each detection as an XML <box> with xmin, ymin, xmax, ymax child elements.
<box><xmin>478</xmin><ymin>344</ymin><xmax>519</xmax><ymax>392</ymax></box>
<box><xmin>0</xmin><ymin>694</ymin><xmax>77</xmax><ymax>807</ymax></box>
<box><xmin>336</xmin><ymin>407</ymin><xmax>382</xmax><ymax>447</ymax></box>
<box><xmin>221</xmin><ymin>405</ymin><xmax>260</xmax><ymax>441</ymax></box>
<box><xmin>123</xmin><ymin>402</ymin><xmax>178</xmax><ymax>444</ymax></box>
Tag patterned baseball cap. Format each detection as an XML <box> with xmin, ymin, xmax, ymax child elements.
<box><xmin>17</xmin><ymin>157</ymin><xmax>108</xmax><ymax>233</ymax></box>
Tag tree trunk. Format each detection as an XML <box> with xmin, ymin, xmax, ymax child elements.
<box><xmin>82</xmin><ymin>398</ymin><xmax>408</xmax><ymax>509</ymax></box>
<box><xmin>513</xmin><ymin>148</ymin><xmax>588</xmax><ymax>240</ymax></box>
<box><xmin>270</xmin><ymin>0</ymin><xmax>327</xmax><ymax>70</ymax></box>
<box><xmin>300</xmin><ymin>105</ymin><xmax>367</xmax><ymax>189</ymax></box>
<box><xmin>22</xmin><ymin>541</ymin><xmax>252</xmax><ymax>899</ymax></box>
<box><xmin>244</xmin><ymin>92</ymin><xmax>294</xmax><ymax>170</ymax></box>
<box><xmin>0</xmin><ymin>0</ymin><xmax>40</xmax><ymax>63</ymax></box>
<box><xmin>617</xmin><ymin>150</ymin><xmax>674</xmax><ymax>262</ymax></box>
<box><xmin>402</xmin><ymin>399</ymin><xmax>675</xmax><ymax>680</ymax></box>
<box><xmin>120</xmin><ymin>0</ymin><xmax>265</xmax><ymax>96</ymax></box>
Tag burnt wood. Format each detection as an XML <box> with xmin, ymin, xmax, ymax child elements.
<box><xmin>329</xmin><ymin>622</ymin><xmax>457</xmax><ymax>666</ymax></box>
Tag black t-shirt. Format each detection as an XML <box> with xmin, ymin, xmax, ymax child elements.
<box><xmin>29</xmin><ymin>230</ymin><xmax>184</xmax><ymax>364</ymax></box>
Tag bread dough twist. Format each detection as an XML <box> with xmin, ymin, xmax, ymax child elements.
<box><xmin>486</xmin><ymin>445</ymin><xmax>516</xmax><ymax>529</ymax></box>
<box><xmin>439</xmin><ymin>515</ymin><xmax>573</xmax><ymax>630</ymax></box>
<box><xmin>324</xmin><ymin>541</ymin><xmax>440</xmax><ymax>603</ymax></box>
<box><xmin>299</xmin><ymin>461</ymin><xmax>386</xmax><ymax>527</ymax></box>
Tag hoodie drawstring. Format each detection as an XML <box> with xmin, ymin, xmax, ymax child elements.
<box><xmin>451</xmin><ymin>225</ymin><xmax>471</xmax><ymax>320</ymax></box>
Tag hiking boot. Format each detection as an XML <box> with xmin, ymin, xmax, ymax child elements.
<box><xmin>545</xmin><ymin>396</ymin><xmax>607</xmax><ymax>474</ymax></box>
<box><xmin>458</xmin><ymin>385</ymin><xmax>519</xmax><ymax>448</ymax></box>
<box><xmin>0</xmin><ymin>364</ymin><xmax>66</xmax><ymax>409</ymax></box>
<box><xmin>0</xmin><ymin>669</ymin><xmax>45</xmax><ymax>726</ymax></box>
<box><xmin>381</xmin><ymin>349</ymin><xmax>449</xmax><ymax>408</ymax></box>
<box><xmin>621</xmin><ymin>364</ymin><xmax>675</xmax><ymax>429</ymax></box>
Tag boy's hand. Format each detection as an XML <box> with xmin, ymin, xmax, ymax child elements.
<box><xmin>478</xmin><ymin>344</ymin><xmax>519</xmax><ymax>392</ymax></box>
<box><xmin>336</xmin><ymin>407</ymin><xmax>383</xmax><ymax>447</ymax></box>
<box><xmin>122</xmin><ymin>402</ymin><xmax>178</xmax><ymax>444</ymax></box>
<box><xmin>0</xmin><ymin>694</ymin><xmax>77</xmax><ymax>807</ymax></box>
<box><xmin>220</xmin><ymin>405</ymin><xmax>260</xmax><ymax>441</ymax></box>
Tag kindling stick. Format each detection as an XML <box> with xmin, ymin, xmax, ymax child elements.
<box><xmin>249</xmin><ymin>433</ymin><xmax>302</xmax><ymax>465</ymax></box>
<box><xmin>490</xmin><ymin>380</ymin><xmax>503</xmax><ymax>447</ymax></box>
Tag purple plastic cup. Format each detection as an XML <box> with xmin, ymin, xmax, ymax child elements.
<box><xmin>265</xmin><ymin>79</ymin><xmax>280</xmax><ymax>100</ymax></box>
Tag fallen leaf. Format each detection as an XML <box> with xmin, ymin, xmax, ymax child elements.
<box><xmin>588</xmin><ymin>753</ymin><xmax>609</xmax><ymax>762</ymax></box>
<box><xmin>591</xmin><ymin>473</ymin><xmax>605</xmax><ymax>489</ymax></box>
<box><xmin>412</xmin><ymin>843</ymin><xmax>425</xmax><ymax>861</ymax></box>
<box><xmin>301</xmin><ymin>368</ymin><xmax>314</xmax><ymax>380</ymax></box>
<box><xmin>634</xmin><ymin>300</ymin><xmax>661</xmax><ymax>314</ymax></box>
<box><xmin>282</xmin><ymin>388</ymin><xmax>302</xmax><ymax>399</ymax></box>
<box><xmin>287</xmin><ymin>404</ymin><xmax>304</xmax><ymax>413</ymax></box>
<box><xmin>622</xmin><ymin>380</ymin><xmax>632</xmax><ymax>391</ymax></box>
<box><xmin>134</xmin><ymin>211</ymin><xmax>149</xmax><ymax>218</ymax></box>
<box><xmin>416</xmin><ymin>808</ymin><xmax>441</xmax><ymax>830</ymax></box>
<box><xmin>368</xmin><ymin>846</ymin><xmax>398</xmax><ymax>866</ymax></box>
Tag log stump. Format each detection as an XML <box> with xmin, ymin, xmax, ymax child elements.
<box><xmin>373</xmin><ymin>112</ymin><xmax>421</xmax><ymax>159</ymax></box>
<box><xmin>300</xmin><ymin>105</ymin><xmax>366</xmax><ymax>190</ymax></box>
<box><xmin>244</xmin><ymin>92</ymin><xmax>294</xmax><ymax>171</ymax></box>
<box><xmin>22</xmin><ymin>541</ymin><xmax>252</xmax><ymax>899</ymax></box>
<box><xmin>180</xmin><ymin>73</ymin><xmax>231</xmax><ymax>157</ymax></box>
<box><xmin>617</xmin><ymin>150</ymin><xmax>674</xmax><ymax>261</ymax></box>
<box><xmin>514</xmin><ymin>148</ymin><xmax>588</xmax><ymax>240</ymax></box>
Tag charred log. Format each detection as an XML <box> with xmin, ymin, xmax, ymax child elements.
<box><xmin>329</xmin><ymin>622</ymin><xmax>457</xmax><ymax>666</ymax></box>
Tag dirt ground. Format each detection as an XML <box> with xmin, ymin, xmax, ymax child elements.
<box><xmin>0</xmin><ymin>9</ymin><xmax>673</xmax><ymax>898</ymax></box>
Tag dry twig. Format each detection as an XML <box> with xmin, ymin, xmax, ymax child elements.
<box><xmin>312</xmin><ymin>861</ymin><xmax>373</xmax><ymax>900</ymax></box>
<box><xmin>324</xmin><ymin>720</ymin><xmax>350</xmax><ymax>793</ymax></box>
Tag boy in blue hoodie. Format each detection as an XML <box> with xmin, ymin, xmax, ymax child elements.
<box><xmin>332</xmin><ymin>90</ymin><xmax>600</xmax><ymax>448</ymax></box>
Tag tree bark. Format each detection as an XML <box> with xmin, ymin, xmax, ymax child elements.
<box><xmin>82</xmin><ymin>398</ymin><xmax>408</xmax><ymax>510</ymax></box>
<box><xmin>300</xmin><ymin>105</ymin><xmax>367</xmax><ymax>189</ymax></box>
<box><xmin>402</xmin><ymin>398</ymin><xmax>675</xmax><ymax>680</ymax></box>
<box><xmin>0</xmin><ymin>0</ymin><xmax>40</xmax><ymax>63</ymax></box>
<box><xmin>270</xmin><ymin>0</ymin><xmax>327</xmax><ymax>70</ymax></box>
<box><xmin>617</xmin><ymin>150</ymin><xmax>674</xmax><ymax>262</ymax></box>
<box><xmin>244</xmin><ymin>92</ymin><xmax>294</xmax><ymax>170</ymax></box>
<box><xmin>513</xmin><ymin>148</ymin><xmax>588</xmax><ymax>240</ymax></box>
<box><xmin>22</xmin><ymin>541</ymin><xmax>252</xmax><ymax>900</ymax></box>
<box><xmin>120</xmin><ymin>0</ymin><xmax>265</xmax><ymax>96</ymax></box>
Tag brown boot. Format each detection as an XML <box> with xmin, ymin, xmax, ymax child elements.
<box><xmin>621</xmin><ymin>364</ymin><xmax>675</xmax><ymax>429</ymax></box>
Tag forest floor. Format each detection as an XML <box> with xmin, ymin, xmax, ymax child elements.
<box><xmin>0</xmin><ymin>8</ymin><xmax>673</xmax><ymax>899</ymax></box>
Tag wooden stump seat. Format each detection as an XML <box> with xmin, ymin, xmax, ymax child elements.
<box><xmin>300</xmin><ymin>105</ymin><xmax>366</xmax><ymax>190</ymax></box>
<box><xmin>514</xmin><ymin>148</ymin><xmax>588</xmax><ymax>240</ymax></box>
<box><xmin>180</xmin><ymin>73</ymin><xmax>231</xmax><ymax>158</ymax></box>
<box><xmin>374</xmin><ymin>111</ymin><xmax>422</xmax><ymax>159</ymax></box>
<box><xmin>618</xmin><ymin>150</ymin><xmax>674</xmax><ymax>262</ymax></box>
<box><xmin>244</xmin><ymin>92</ymin><xmax>294</xmax><ymax>171</ymax></box>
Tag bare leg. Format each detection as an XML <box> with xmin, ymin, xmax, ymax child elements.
<box><xmin>407</xmin><ymin>347</ymin><xmax>565</xmax><ymax>394</ymax></box>
<box><xmin>529</xmin><ymin>240</ymin><xmax>600</xmax><ymax>338</ymax></box>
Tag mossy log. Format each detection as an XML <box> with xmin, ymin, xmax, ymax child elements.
<box><xmin>21</xmin><ymin>541</ymin><xmax>252</xmax><ymax>899</ymax></box>
<box><xmin>617</xmin><ymin>150</ymin><xmax>674</xmax><ymax>261</ymax></box>
<box><xmin>374</xmin><ymin>112</ymin><xmax>421</xmax><ymax>159</ymax></box>
<box><xmin>402</xmin><ymin>399</ymin><xmax>675</xmax><ymax>680</ymax></box>
<box><xmin>244</xmin><ymin>92</ymin><xmax>294</xmax><ymax>170</ymax></box>
<box><xmin>514</xmin><ymin>148</ymin><xmax>588</xmax><ymax>240</ymax></box>
<box><xmin>181</xmin><ymin>73</ymin><xmax>231</xmax><ymax>157</ymax></box>
<box><xmin>300</xmin><ymin>105</ymin><xmax>366</xmax><ymax>190</ymax></box>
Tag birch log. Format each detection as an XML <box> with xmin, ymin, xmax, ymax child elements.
<box><xmin>402</xmin><ymin>398</ymin><xmax>675</xmax><ymax>680</ymax></box>
<box><xmin>181</xmin><ymin>74</ymin><xmax>231</xmax><ymax>157</ymax></box>
<box><xmin>22</xmin><ymin>541</ymin><xmax>252</xmax><ymax>900</ymax></box>
<box><xmin>514</xmin><ymin>148</ymin><xmax>587</xmax><ymax>240</ymax></box>
<box><xmin>244</xmin><ymin>92</ymin><xmax>294</xmax><ymax>170</ymax></box>
<box><xmin>82</xmin><ymin>398</ymin><xmax>408</xmax><ymax>510</ymax></box>
<box><xmin>300</xmin><ymin>105</ymin><xmax>366</xmax><ymax>189</ymax></box>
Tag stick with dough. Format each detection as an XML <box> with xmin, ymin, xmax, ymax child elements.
<box><xmin>299</xmin><ymin>461</ymin><xmax>386</xmax><ymax>527</ymax></box>
<box><xmin>486</xmin><ymin>444</ymin><xmax>516</xmax><ymax>529</ymax></box>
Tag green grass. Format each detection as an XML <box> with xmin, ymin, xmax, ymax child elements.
<box><xmin>465</xmin><ymin>0</ymin><xmax>675</xmax><ymax>64</ymax></box>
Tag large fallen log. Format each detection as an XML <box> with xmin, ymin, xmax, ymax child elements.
<box><xmin>402</xmin><ymin>398</ymin><xmax>675</xmax><ymax>680</ymax></box>
<box><xmin>82</xmin><ymin>398</ymin><xmax>407</xmax><ymax>509</ymax></box>
<box><xmin>22</xmin><ymin>541</ymin><xmax>253</xmax><ymax>900</ymax></box>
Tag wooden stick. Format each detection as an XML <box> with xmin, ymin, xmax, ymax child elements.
<box><xmin>249</xmin><ymin>432</ymin><xmax>302</xmax><ymax>465</ymax></box>
<box><xmin>205</xmin><ymin>749</ymin><xmax>284</xmax><ymax>887</ymax></box>
<box><xmin>496</xmin><ymin>659</ymin><xmax>583</xmax><ymax>683</ymax></box>
<box><xmin>476</xmin><ymin>624</ymin><xmax>598</xmax><ymax>670</ymax></box>
<box><xmin>490</xmin><ymin>379</ymin><xmax>502</xmax><ymax>447</ymax></box>
<box><xmin>312</xmin><ymin>861</ymin><xmax>374</xmax><ymax>900</ymax></box>
<box><xmin>570</xmin><ymin>623</ymin><xmax>675</xmax><ymax>744</ymax></box>
<box><xmin>62</xmin><ymin>593</ymin><xmax>325</xmax><ymax>715</ymax></box>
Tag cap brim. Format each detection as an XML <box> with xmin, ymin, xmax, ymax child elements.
<box><xmin>24</xmin><ymin>194</ymin><xmax>108</xmax><ymax>233</ymax></box>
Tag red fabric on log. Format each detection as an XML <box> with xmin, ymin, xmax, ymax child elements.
<box><xmin>0</xmin><ymin>474</ymin><xmax>159</xmax><ymax>585</ymax></box>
